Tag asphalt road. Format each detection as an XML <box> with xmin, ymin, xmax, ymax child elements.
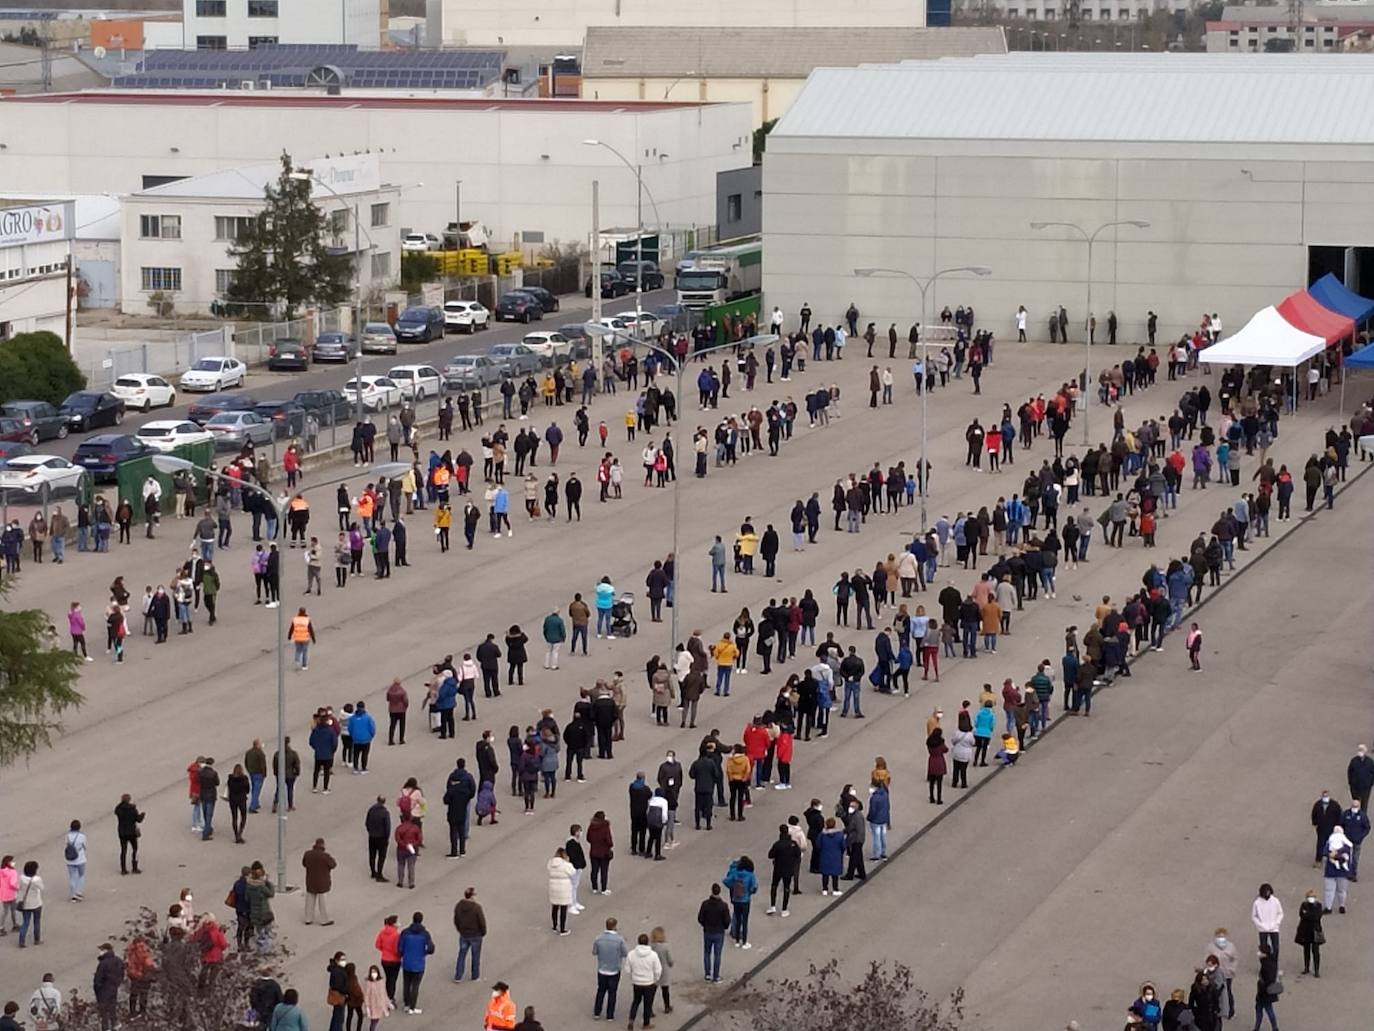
<box><xmin>1</xmin><ymin>338</ymin><xmax>1367</xmax><ymax>1031</ymax></box>
<box><xmin>33</xmin><ymin>287</ymin><xmax>673</xmax><ymax>462</ymax></box>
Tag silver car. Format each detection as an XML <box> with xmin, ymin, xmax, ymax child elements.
<box><xmin>443</xmin><ymin>354</ymin><xmax>504</xmax><ymax>391</ymax></box>
<box><xmin>204</xmin><ymin>410</ymin><xmax>275</xmax><ymax>450</ymax></box>
<box><xmin>361</xmin><ymin>322</ymin><xmax>398</xmax><ymax>355</ymax></box>
<box><xmin>486</xmin><ymin>343</ymin><xmax>543</xmax><ymax>377</ymax></box>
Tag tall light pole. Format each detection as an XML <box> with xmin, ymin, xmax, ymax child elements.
<box><xmin>152</xmin><ymin>454</ymin><xmax>409</xmax><ymax>890</ymax></box>
<box><xmin>853</xmin><ymin>266</ymin><xmax>992</xmax><ymax>534</ymax></box>
<box><xmin>1029</xmin><ymin>219</ymin><xmax>1150</xmax><ymax>445</ymax></box>
<box><xmin>663</xmin><ymin>71</ymin><xmax>699</xmax><ymax>100</ymax></box>
<box><xmin>583</xmin><ymin>139</ymin><xmax>665</xmax><ymax>323</ymax></box>
<box><xmin>585</xmin><ymin>323</ymin><xmax>772</xmax><ymax>656</ymax></box>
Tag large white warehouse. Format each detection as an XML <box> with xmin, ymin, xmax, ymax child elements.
<box><xmin>762</xmin><ymin>54</ymin><xmax>1374</xmax><ymax>345</ymax></box>
<box><xmin>0</xmin><ymin>92</ymin><xmax>753</xmax><ymax>252</ymax></box>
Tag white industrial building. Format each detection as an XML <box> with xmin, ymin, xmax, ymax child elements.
<box><xmin>0</xmin><ymin>92</ymin><xmax>752</xmax><ymax>256</ymax></box>
<box><xmin>435</xmin><ymin>0</ymin><xmax>926</xmax><ymax>46</ymax></box>
<box><xmin>1205</xmin><ymin>2</ymin><xmax>1374</xmax><ymax>52</ymax></box>
<box><xmin>0</xmin><ymin>201</ymin><xmax>75</xmax><ymax>340</ymax></box>
<box><xmin>762</xmin><ymin>53</ymin><xmax>1374</xmax><ymax>345</ymax></box>
<box><xmin>119</xmin><ymin>154</ymin><xmax>401</xmax><ymax>315</ymax></box>
<box><xmin>581</xmin><ymin>25</ymin><xmax>1006</xmax><ymax>128</ymax></box>
<box><xmin>179</xmin><ymin>0</ymin><xmax>383</xmax><ymax>50</ymax></box>
<box><xmin>951</xmin><ymin>0</ymin><xmax>1193</xmax><ymax>20</ymax></box>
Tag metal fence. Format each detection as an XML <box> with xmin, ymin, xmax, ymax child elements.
<box><xmin>87</xmin><ymin>327</ymin><xmax>232</xmax><ymax>389</ymax></box>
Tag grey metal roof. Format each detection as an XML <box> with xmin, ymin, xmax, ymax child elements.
<box><xmin>581</xmin><ymin>26</ymin><xmax>1006</xmax><ymax>80</ymax></box>
<box><xmin>773</xmin><ymin>53</ymin><xmax>1374</xmax><ymax>144</ymax></box>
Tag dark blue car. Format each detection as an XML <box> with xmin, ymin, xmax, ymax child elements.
<box><xmin>394</xmin><ymin>306</ymin><xmax>444</xmax><ymax>343</ymax></box>
<box><xmin>71</xmin><ymin>433</ymin><xmax>157</xmax><ymax>483</ymax></box>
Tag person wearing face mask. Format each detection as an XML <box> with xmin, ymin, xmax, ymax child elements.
<box><xmin>1131</xmin><ymin>983</ymin><xmax>1161</xmax><ymax>1030</ymax></box>
<box><xmin>1249</xmin><ymin>884</ymin><xmax>1283</xmax><ymax>962</ymax></box>
<box><xmin>1311</xmin><ymin>789</ymin><xmax>1343</xmax><ymax>867</ymax></box>
<box><xmin>483</xmin><ymin>981</ymin><xmax>516</xmax><ymax>1031</ymax></box>
<box><xmin>1322</xmin><ymin>825</ymin><xmax>1353</xmax><ymax>914</ymax></box>
<box><xmin>361</xmin><ymin>964</ymin><xmax>392</xmax><ymax>1030</ymax></box>
<box><xmin>1347</xmin><ymin>743</ymin><xmax>1374</xmax><ymax>811</ymax></box>
<box><xmin>1295</xmin><ymin>888</ymin><xmax>1325</xmax><ymax>977</ymax></box>
<box><xmin>1342</xmin><ymin>797</ymin><xmax>1369</xmax><ymax>881</ymax></box>
<box><xmin>1193</xmin><ymin>961</ymin><xmax>1224</xmax><ymax>1030</ymax></box>
<box><xmin>1206</xmin><ymin>928</ymin><xmax>1237</xmax><ymax>1020</ymax></box>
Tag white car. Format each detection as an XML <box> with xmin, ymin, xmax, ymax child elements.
<box><xmin>0</xmin><ymin>454</ymin><xmax>86</xmax><ymax>495</ymax></box>
<box><xmin>360</xmin><ymin>322</ymin><xmax>398</xmax><ymax>355</ymax></box>
<box><xmin>401</xmin><ymin>233</ymin><xmax>440</xmax><ymax>252</ymax></box>
<box><xmin>179</xmin><ymin>356</ymin><xmax>247</xmax><ymax>393</ymax></box>
<box><xmin>343</xmin><ymin>375</ymin><xmax>404</xmax><ymax>412</ymax></box>
<box><xmin>521</xmin><ymin>332</ymin><xmax>572</xmax><ymax>359</ymax></box>
<box><xmin>443</xmin><ymin>300</ymin><xmax>490</xmax><ymax>334</ymax></box>
<box><xmin>618</xmin><ymin>311</ymin><xmax>666</xmax><ymax>339</ymax></box>
<box><xmin>111</xmin><ymin>373</ymin><xmax>176</xmax><ymax>411</ymax></box>
<box><xmin>386</xmin><ymin>365</ymin><xmax>443</xmax><ymax>401</ymax></box>
<box><xmin>135</xmin><ymin>419</ymin><xmax>215</xmax><ymax>453</ymax></box>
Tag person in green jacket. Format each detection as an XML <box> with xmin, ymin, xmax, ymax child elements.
<box><xmin>245</xmin><ymin>861</ymin><xmax>276</xmax><ymax>954</ymax></box>
<box><xmin>201</xmin><ymin>560</ymin><xmax>220</xmax><ymax>626</ymax></box>
<box><xmin>542</xmin><ymin>610</ymin><xmax>567</xmax><ymax>671</ymax></box>
<box><xmin>269</xmin><ymin>988</ymin><xmax>308</xmax><ymax>1031</ymax></box>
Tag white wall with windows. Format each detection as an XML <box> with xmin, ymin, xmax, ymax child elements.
<box><xmin>180</xmin><ymin>0</ymin><xmax>381</xmax><ymax>50</ymax></box>
<box><xmin>0</xmin><ymin>202</ymin><xmax>74</xmax><ymax>339</ymax></box>
<box><xmin>118</xmin><ymin>154</ymin><xmax>401</xmax><ymax>315</ymax></box>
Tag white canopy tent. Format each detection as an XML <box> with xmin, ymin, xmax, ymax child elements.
<box><xmin>1202</xmin><ymin>306</ymin><xmax>1326</xmax><ymax>367</ymax></box>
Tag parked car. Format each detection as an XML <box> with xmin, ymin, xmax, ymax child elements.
<box><xmin>59</xmin><ymin>391</ymin><xmax>126</xmax><ymax>433</ymax></box>
<box><xmin>513</xmin><ymin>285</ymin><xmax>560</xmax><ymax>314</ymax></box>
<box><xmin>266</xmin><ymin>337</ymin><xmax>310</xmax><ymax>372</ymax></box>
<box><xmin>187</xmin><ymin>392</ymin><xmax>258</xmax><ymax>425</ymax></box>
<box><xmin>486</xmin><ymin>343</ymin><xmax>542</xmax><ymax>377</ymax></box>
<box><xmin>361</xmin><ymin>322</ymin><xmax>398</xmax><ymax>355</ymax></box>
<box><xmin>71</xmin><ymin>433</ymin><xmax>158</xmax><ymax>483</ymax></box>
<box><xmin>617</xmin><ymin>311</ymin><xmax>667</xmax><ymax>339</ymax></box>
<box><xmin>293</xmin><ymin>389</ymin><xmax>354</xmax><ymax>426</ymax></box>
<box><xmin>204</xmin><ymin>411</ymin><xmax>275</xmax><ymax>450</ymax></box>
<box><xmin>442</xmin><ymin>354</ymin><xmax>504</xmax><ymax>391</ymax></box>
<box><xmin>0</xmin><ymin>400</ymin><xmax>69</xmax><ymax>443</ymax></box>
<box><xmin>135</xmin><ymin>419</ymin><xmax>215</xmax><ymax>453</ymax></box>
<box><xmin>311</xmin><ymin>332</ymin><xmax>359</xmax><ymax>364</ymax></box>
<box><xmin>394</xmin><ymin>306</ymin><xmax>445</xmax><ymax>343</ymax></box>
<box><xmin>520</xmin><ymin>332</ymin><xmax>572</xmax><ymax>360</ymax></box>
<box><xmin>495</xmin><ymin>293</ymin><xmax>544</xmax><ymax>323</ymax></box>
<box><xmin>179</xmin><ymin>356</ymin><xmax>247</xmax><ymax>392</ymax></box>
<box><xmin>342</xmin><ymin>375</ymin><xmax>404</xmax><ymax>412</ymax></box>
<box><xmin>401</xmin><ymin>232</ymin><xmax>440</xmax><ymax>252</ymax></box>
<box><xmin>110</xmin><ymin>373</ymin><xmax>176</xmax><ymax>411</ymax></box>
<box><xmin>253</xmin><ymin>400</ymin><xmax>308</xmax><ymax>438</ymax></box>
<box><xmin>585</xmin><ymin>270</ymin><xmax>630</xmax><ymax>299</ymax></box>
<box><xmin>615</xmin><ymin>260</ymin><xmax>665</xmax><ymax>291</ymax></box>
<box><xmin>386</xmin><ymin>365</ymin><xmax>443</xmax><ymax>401</ymax></box>
<box><xmin>443</xmin><ymin>301</ymin><xmax>490</xmax><ymax>334</ymax></box>
<box><xmin>0</xmin><ymin>440</ymin><xmax>35</xmax><ymax>467</ymax></box>
<box><xmin>557</xmin><ymin>324</ymin><xmax>594</xmax><ymax>360</ymax></box>
<box><xmin>0</xmin><ymin>454</ymin><xmax>87</xmax><ymax>497</ymax></box>
<box><xmin>0</xmin><ymin>418</ymin><xmax>29</xmax><ymax>444</ymax></box>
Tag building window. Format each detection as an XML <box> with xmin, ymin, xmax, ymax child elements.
<box><xmin>1007</xmin><ymin>8</ymin><xmax>1018</xmax><ymax>16</ymax></box>
<box><xmin>214</xmin><ymin>269</ymin><xmax>238</xmax><ymax>295</ymax></box>
<box><xmin>141</xmin><ymin>267</ymin><xmax>182</xmax><ymax>292</ymax></box>
<box><xmin>371</xmin><ymin>252</ymin><xmax>392</xmax><ymax>279</ymax></box>
<box><xmin>1044</xmin><ymin>9</ymin><xmax>1056</xmax><ymax>19</ymax></box>
<box><xmin>196</xmin><ymin>35</ymin><xmax>227</xmax><ymax>49</ymax></box>
<box><xmin>214</xmin><ymin>215</ymin><xmax>254</xmax><ymax>241</ymax></box>
<box><xmin>139</xmin><ymin>214</ymin><xmax>181</xmax><ymax>240</ymax></box>
<box><xmin>247</xmin><ymin>0</ymin><xmax>279</xmax><ymax>16</ymax></box>
<box><xmin>195</xmin><ymin>0</ymin><xmax>226</xmax><ymax>15</ymax></box>
<box><xmin>370</xmin><ymin>203</ymin><xmax>390</xmax><ymax>228</ymax></box>
<box><xmin>329</xmin><ymin>209</ymin><xmax>349</xmax><ymax>237</ymax></box>
<box><xmin>726</xmin><ymin>193</ymin><xmax>742</xmax><ymax>224</ymax></box>
<box><xmin>248</xmin><ymin>36</ymin><xmax>279</xmax><ymax>48</ymax></box>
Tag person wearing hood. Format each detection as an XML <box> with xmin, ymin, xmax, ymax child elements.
<box><xmin>1131</xmin><ymin>983</ymin><xmax>1162</xmax><ymax>1029</ymax></box>
<box><xmin>721</xmin><ymin>856</ymin><xmax>758</xmax><ymax>949</ymax></box>
<box><xmin>623</xmin><ymin>932</ymin><xmax>664</xmax><ymax>1029</ymax></box>
<box><xmin>1323</xmin><ymin>825</ymin><xmax>1353</xmax><ymax>913</ymax></box>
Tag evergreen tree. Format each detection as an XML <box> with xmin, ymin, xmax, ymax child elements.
<box><xmin>226</xmin><ymin>152</ymin><xmax>354</xmax><ymax>320</ymax></box>
<box><xmin>0</xmin><ymin>578</ymin><xmax>84</xmax><ymax>768</ymax></box>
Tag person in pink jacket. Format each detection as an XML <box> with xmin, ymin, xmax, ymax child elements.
<box><xmin>0</xmin><ymin>855</ymin><xmax>19</xmax><ymax>933</ymax></box>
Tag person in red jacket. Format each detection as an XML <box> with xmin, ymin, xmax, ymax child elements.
<box><xmin>395</xmin><ymin>815</ymin><xmax>423</xmax><ymax>889</ymax></box>
<box><xmin>193</xmin><ymin>912</ymin><xmax>229</xmax><ymax>990</ymax></box>
<box><xmin>742</xmin><ymin>720</ymin><xmax>770</xmax><ymax>789</ymax></box>
<box><xmin>774</xmin><ymin>730</ymin><xmax>794</xmax><ymax>790</ymax></box>
<box><xmin>374</xmin><ymin>914</ymin><xmax>401</xmax><ymax>1003</ymax></box>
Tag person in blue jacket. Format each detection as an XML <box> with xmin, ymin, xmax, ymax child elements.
<box><xmin>308</xmin><ymin>714</ymin><xmax>338</xmax><ymax>794</ymax></box>
<box><xmin>397</xmin><ymin>911</ymin><xmax>435</xmax><ymax>1015</ymax></box>
<box><xmin>347</xmin><ymin>702</ymin><xmax>376</xmax><ymax>774</ymax></box>
<box><xmin>594</xmin><ymin>576</ymin><xmax>616</xmax><ymax>639</ymax></box>
<box><xmin>867</xmin><ymin>784</ymin><xmax>891</xmax><ymax>861</ymax></box>
<box><xmin>721</xmin><ymin>856</ymin><xmax>758</xmax><ymax>949</ymax></box>
<box><xmin>973</xmin><ymin>700</ymin><xmax>996</xmax><ymax>767</ymax></box>
<box><xmin>816</xmin><ymin>819</ymin><xmax>846</xmax><ymax>895</ymax></box>
<box><xmin>434</xmin><ymin>671</ymin><xmax>458</xmax><ymax>740</ymax></box>
<box><xmin>1165</xmin><ymin>561</ymin><xmax>1194</xmax><ymax>631</ymax></box>
<box><xmin>492</xmin><ymin>485</ymin><xmax>511</xmax><ymax>537</ymax></box>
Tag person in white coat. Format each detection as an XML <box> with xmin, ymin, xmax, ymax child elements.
<box><xmin>546</xmin><ymin>848</ymin><xmax>575</xmax><ymax>936</ymax></box>
<box><xmin>1250</xmin><ymin>882</ymin><xmax>1284</xmax><ymax>961</ymax></box>
<box><xmin>623</xmin><ymin>932</ymin><xmax>663</xmax><ymax>1030</ymax></box>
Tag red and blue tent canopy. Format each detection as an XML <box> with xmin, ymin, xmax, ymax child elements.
<box><xmin>1276</xmin><ymin>289</ymin><xmax>1355</xmax><ymax>345</ymax></box>
<box><xmin>1308</xmin><ymin>273</ymin><xmax>1374</xmax><ymax>326</ymax></box>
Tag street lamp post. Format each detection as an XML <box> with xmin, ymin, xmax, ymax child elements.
<box><xmin>583</xmin><ymin>139</ymin><xmax>665</xmax><ymax>326</ymax></box>
<box><xmin>852</xmin><ymin>266</ymin><xmax>992</xmax><ymax>534</ymax></box>
<box><xmin>585</xmin><ymin>323</ymin><xmax>773</xmax><ymax>657</ymax></box>
<box><xmin>152</xmin><ymin>454</ymin><xmax>409</xmax><ymax>890</ymax></box>
<box><xmin>1029</xmin><ymin>219</ymin><xmax>1150</xmax><ymax>445</ymax></box>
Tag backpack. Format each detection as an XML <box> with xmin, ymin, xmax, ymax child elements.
<box><xmin>647</xmin><ymin>805</ymin><xmax>665</xmax><ymax>830</ymax></box>
<box><xmin>65</xmin><ymin>835</ymin><xmax>79</xmax><ymax>862</ymax></box>
<box><xmin>728</xmin><ymin>876</ymin><xmax>747</xmax><ymax>901</ymax></box>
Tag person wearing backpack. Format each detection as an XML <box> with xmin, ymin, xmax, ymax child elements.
<box><xmin>64</xmin><ymin>819</ymin><xmax>88</xmax><ymax>901</ymax></box>
<box><xmin>721</xmin><ymin>856</ymin><xmax>758</xmax><ymax>949</ymax></box>
<box><xmin>645</xmin><ymin>790</ymin><xmax>669</xmax><ymax>860</ymax></box>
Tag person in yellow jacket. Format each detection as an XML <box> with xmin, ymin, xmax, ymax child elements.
<box><xmin>724</xmin><ymin>744</ymin><xmax>752</xmax><ymax>821</ymax></box>
<box><xmin>484</xmin><ymin>980</ymin><xmax>516</xmax><ymax>1031</ymax></box>
<box><xmin>734</xmin><ymin>528</ymin><xmax>758</xmax><ymax>574</ymax></box>
<box><xmin>433</xmin><ymin>503</ymin><xmax>452</xmax><ymax>553</ymax></box>
<box><xmin>290</xmin><ymin>607</ymin><xmax>317</xmax><ymax>671</ymax></box>
<box><xmin>709</xmin><ymin>633</ymin><xmax>738</xmax><ymax>697</ymax></box>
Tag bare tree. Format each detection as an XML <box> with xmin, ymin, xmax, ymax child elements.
<box><xmin>724</xmin><ymin>959</ymin><xmax>964</xmax><ymax>1031</ymax></box>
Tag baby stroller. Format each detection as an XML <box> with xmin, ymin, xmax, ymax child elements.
<box><xmin>610</xmin><ymin>592</ymin><xmax>638</xmax><ymax>638</ymax></box>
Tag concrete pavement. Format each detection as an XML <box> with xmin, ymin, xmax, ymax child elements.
<box><xmin>1</xmin><ymin>337</ymin><xmax>1364</xmax><ymax>1030</ymax></box>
